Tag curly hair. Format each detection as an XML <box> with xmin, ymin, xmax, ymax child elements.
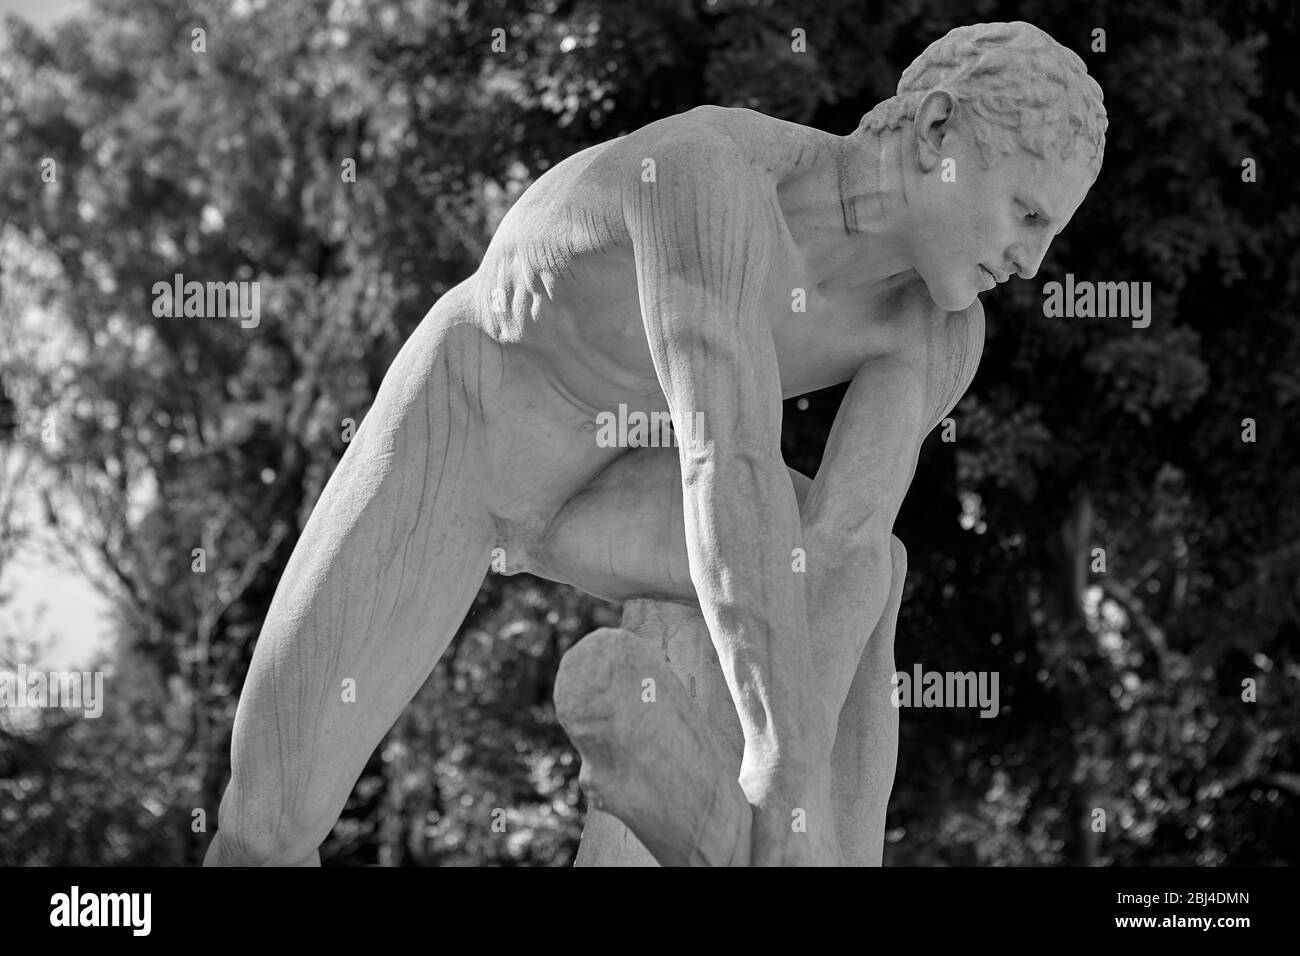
<box><xmin>859</xmin><ymin>21</ymin><xmax>1107</xmax><ymax>170</ymax></box>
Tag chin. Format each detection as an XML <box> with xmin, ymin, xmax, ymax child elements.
<box><xmin>924</xmin><ymin>280</ymin><xmax>979</xmax><ymax>314</ymax></box>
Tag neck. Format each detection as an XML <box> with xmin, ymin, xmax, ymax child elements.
<box><xmin>783</xmin><ymin>125</ymin><xmax>917</xmax><ymax>293</ymax></box>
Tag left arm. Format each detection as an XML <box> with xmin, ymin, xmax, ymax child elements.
<box><xmin>813</xmin><ymin>295</ymin><xmax>986</xmax><ymax>863</ymax></box>
<box><xmin>802</xmin><ymin>296</ymin><xmax>985</xmax><ymax>713</ymax></box>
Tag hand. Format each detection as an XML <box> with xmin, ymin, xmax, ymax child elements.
<box><xmin>202</xmin><ymin>831</ymin><xmax>321</xmax><ymax>867</ymax></box>
<box><xmin>739</xmin><ymin>745</ymin><xmax>840</xmax><ymax>866</ymax></box>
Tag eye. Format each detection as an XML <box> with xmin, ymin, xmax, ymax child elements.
<box><xmin>1017</xmin><ymin>201</ymin><xmax>1047</xmax><ymax>225</ymax></box>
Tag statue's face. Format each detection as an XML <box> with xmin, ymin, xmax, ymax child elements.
<box><xmin>905</xmin><ymin>125</ymin><xmax>1097</xmax><ymax>312</ymax></box>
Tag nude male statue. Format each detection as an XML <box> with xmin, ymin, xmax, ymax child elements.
<box><xmin>205</xmin><ymin>21</ymin><xmax>1105</xmax><ymax>867</ymax></box>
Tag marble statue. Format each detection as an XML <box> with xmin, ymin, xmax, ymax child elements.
<box><xmin>204</xmin><ymin>20</ymin><xmax>1106</xmax><ymax>867</ymax></box>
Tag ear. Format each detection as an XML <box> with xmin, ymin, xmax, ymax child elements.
<box><xmin>912</xmin><ymin>89</ymin><xmax>957</xmax><ymax>173</ymax></box>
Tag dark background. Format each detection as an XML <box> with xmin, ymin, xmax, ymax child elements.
<box><xmin>0</xmin><ymin>0</ymin><xmax>1296</xmax><ymax>866</ymax></box>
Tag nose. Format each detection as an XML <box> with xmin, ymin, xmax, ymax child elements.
<box><xmin>1008</xmin><ymin>233</ymin><xmax>1053</xmax><ymax>280</ymax></box>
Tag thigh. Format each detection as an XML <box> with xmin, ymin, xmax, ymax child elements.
<box><xmin>534</xmin><ymin>447</ymin><xmax>812</xmax><ymax>604</ymax></box>
<box><xmin>538</xmin><ymin>354</ymin><xmax>926</xmax><ymax>609</ymax></box>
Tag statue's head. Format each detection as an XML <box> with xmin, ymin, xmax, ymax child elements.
<box><xmin>859</xmin><ymin>21</ymin><xmax>1107</xmax><ymax>311</ymax></box>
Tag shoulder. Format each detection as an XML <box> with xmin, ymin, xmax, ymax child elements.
<box><xmin>609</xmin><ymin>111</ymin><xmax>759</xmax><ymax>191</ymax></box>
<box><xmin>893</xmin><ymin>285</ymin><xmax>986</xmax><ymax>432</ymax></box>
<box><xmin>620</xmin><ymin>105</ymin><xmax>775</xmax><ymax>147</ymax></box>
<box><xmin>927</xmin><ymin>298</ymin><xmax>985</xmax><ymax>431</ymax></box>
<box><xmin>607</xmin><ymin>106</ymin><xmax>816</xmax><ymax>192</ymax></box>
<box><xmin>611</xmin><ymin>113</ymin><xmax>779</xmax><ymax>261</ymax></box>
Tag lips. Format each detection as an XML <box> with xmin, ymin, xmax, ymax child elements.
<box><xmin>980</xmin><ymin>265</ymin><xmax>1007</xmax><ymax>284</ymax></box>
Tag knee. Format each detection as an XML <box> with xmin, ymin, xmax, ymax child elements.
<box><xmin>870</xmin><ymin>535</ymin><xmax>907</xmax><ymax>636</ymax></box>
<box><xmin>888</xmin><ymin>534</ymin><xmax>907</xmax><ymax>583</ymax></box>
<box><xmin>850</xmin><ymin>533</ymin><xmax>901</xmax><ymax>602</ymax></box>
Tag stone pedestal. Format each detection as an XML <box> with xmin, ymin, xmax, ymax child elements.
<box><xmin>559</xmin><ymin>599</ymin><xmax>750</xmax><ymax>867</ymax></box>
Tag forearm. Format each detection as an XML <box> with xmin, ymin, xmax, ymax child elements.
<box><xmin>682</xmin><ymin>448</ymin><xmax>828</xmax><ymax>768</ymax></box>
<box><xmin>794</xmin><ymin>358</ymin><xmax>926</xmax><ymax>716</ymax></box>
<box><xmin>829</xmin><ymin>535</ymin><xmax>906</xmax><ymax>865</ymax></box>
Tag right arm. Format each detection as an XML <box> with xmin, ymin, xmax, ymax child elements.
<box><xmin>621</xmin><ymin>130</ymin><xmax>835</xmax><ymax>863</ymax></box>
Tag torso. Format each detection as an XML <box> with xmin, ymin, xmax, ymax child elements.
<box><xmin>412</xmin><ymin>106</ymin><xmax>980</xmax><ymax>553</ymax></box>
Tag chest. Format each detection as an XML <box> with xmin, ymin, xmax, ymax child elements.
<box><xmin>764</xmin><ymin>261</ymin><xmax>938</xmax><ymax>396</ymax></box>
